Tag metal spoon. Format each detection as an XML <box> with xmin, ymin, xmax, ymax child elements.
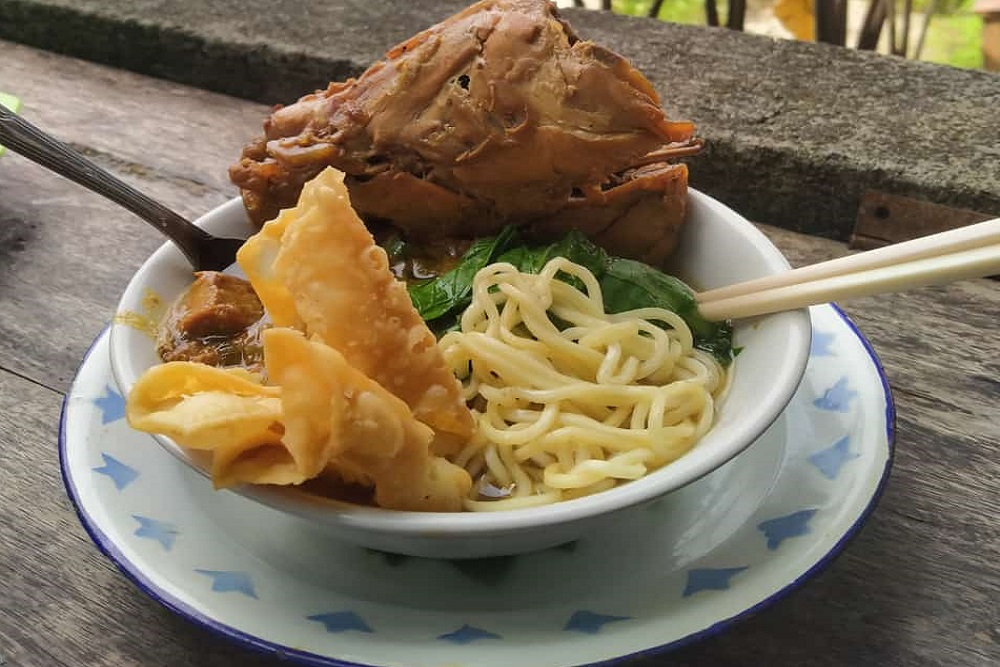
<box><xmin>0</xmin><ymin>105</ymin><xmax>244</xmax><ymax>271</ymax></box>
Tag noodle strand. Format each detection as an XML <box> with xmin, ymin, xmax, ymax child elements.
<box><xmin>439</xmin><ymin>258</ymin><xmax>727</xmax><ymax>510</ymax></box>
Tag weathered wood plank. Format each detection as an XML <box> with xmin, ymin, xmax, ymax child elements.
<box><xmin>0</xmin><ymin>39</ymin><xmax>996</xmax><ymax>667</ymax></box>
<box><xmin>0</xmin><ymin>371</ymin><xmax>276</xmax><ymax>666</ymax></box>
<box><xmin>0</xmin><ymin>40</ymin><xmax>269</xmax><ymax>390</ymax></box>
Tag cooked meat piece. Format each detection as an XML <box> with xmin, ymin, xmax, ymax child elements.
<box><xmin>156</xmin><ymin>271</ymin><xmax>267</xmax><ymax>369</ymax></box>
<box><xmin>165</xmin><ymin>272</ymin><xmax>263</xmax><ymax>338</ymax></box>
<box><xmin>230</xmin><ymin>0</ymin><xmax>701</xmax><ymax>266</ymax></box>
<box><xmin>525</xmin><ymin>162</ymin><xmax>690</xmax><ymax>267</ymax></box>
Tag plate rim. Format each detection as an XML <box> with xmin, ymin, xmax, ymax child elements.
<box><xmin>60</xmin><ymin>304</ymin><xmax>895</xmax><ymax>667</ymax></box>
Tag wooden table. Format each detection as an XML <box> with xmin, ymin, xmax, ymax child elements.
<box><xmin>1</xmin><ymin>39</ymin><xmax>997</xmax><ymax>667</ymax></box>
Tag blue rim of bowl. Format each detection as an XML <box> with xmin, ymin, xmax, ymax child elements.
<box><xmin>60</xmin><ymin>304</ymin><xmax>896</xmax><ymax>667</ymax></box>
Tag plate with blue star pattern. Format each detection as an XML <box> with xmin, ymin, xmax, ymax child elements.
<box><xmin>61</xmin><ymin>303</ymin><xmax>893</xmax><ymax>667</ymax></box>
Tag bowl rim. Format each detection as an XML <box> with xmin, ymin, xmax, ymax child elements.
<box><xmin>109</xmin><ymin>189</ymin><xmax>812</xmax><ymax>534</ymax></box>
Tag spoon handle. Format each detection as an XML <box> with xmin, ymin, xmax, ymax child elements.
<box><xmin>0</xmin><ymin>104</ymin><xmax>211</xmax><ymax>267</ymax></box>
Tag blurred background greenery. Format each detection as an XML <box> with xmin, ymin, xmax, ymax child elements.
<box><xmin>600</xmin><ymin>0</ymin><xmax>985</xmax><ymax>69</ymax></box>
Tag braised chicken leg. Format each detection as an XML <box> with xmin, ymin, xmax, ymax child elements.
<box><xmin>230</xmin><ymin>0</ymin><xmax>701</xmax><ymax>266</ymax></box>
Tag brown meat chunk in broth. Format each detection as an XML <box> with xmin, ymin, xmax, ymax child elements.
<box><xmin>156</xmin><ymin>272</ymin><xmax>266</xmax><ymax>369</ymax></box>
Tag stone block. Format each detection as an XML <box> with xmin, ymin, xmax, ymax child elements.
<box><xmin>0</xmin><ymin>0</ymin><xmax>997</xmax><ymax>241</ymax></box>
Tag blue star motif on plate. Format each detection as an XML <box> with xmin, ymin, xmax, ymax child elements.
<box><xmin>132</xmin><ymin>514</ymin><xmax>178</xmax><ymax>550</ymax></box>
<box><xmin>93</xmin><ymin>385</ymin><xmax>126</xmax><ymax>424</ymax></box>
<box><xmin>194</xmin><ymin>569</ymin><xmax>258</xmax><ymax>598</ymax></box>
<box><xmin>683</xmin><ymin>567</ymin><xmax>748</xmax><ymax>597</ymax></box>
<box><xmin>810</xmin><ymin>330</ymin><xmax>836</xmax><ymax>357</ymax></box>
<box><xmin>307</xmin><ymin>611</ymin><xmax>373</xmax><ymax>633</ymax></box>
<box><xmin>92</xmin><ymin>453</ymin><xmax>139</xmax><ymax>490</ymax></box>
<box><xmin>809</xmin><ymin>435</ymin><xmax>860</xmax><ymax>480</ymax></box>
<box><xmin>813</xmin><ymin>377</ymin><xmax>857</xmax><ymax>412</ymax></box>
<box><xmin>757</xmin><ymin>509</ymin><xmax>818</xmax><ymax>550</ymax></box>
<box><xmin>437</xmin><ymin>624</ymin><xmax>501</xmax><ymax>644</ymax></box>
<box><xmin>564</xmin><ymin>610</ymin><xmax>631</xmax><ymax>634</ymax></box>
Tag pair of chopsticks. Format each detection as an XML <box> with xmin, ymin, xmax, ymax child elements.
<box><xmin>697</xmin><ymin>218</ymin><xmax>1000</xmax><ymax>321</ymax></box>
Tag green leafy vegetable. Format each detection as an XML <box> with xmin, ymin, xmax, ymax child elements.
<box><xmin>408</xmin><ymin>225</ymin><xmax>520</xmax><ymax>322</ymax></box>
<box><xmin>599</xmin><ymin>258</ymin><xmax>735</xmax><ymax>364</ymax></box>
<box><xmin>407</xmin><ymin>227</ymin><xmax>735</xmax><ymax>365</ymax></box>
<box><xmin>495</xmin><ymin>230</ymin><xmax>606</xmax><ymax>277</ymax></box>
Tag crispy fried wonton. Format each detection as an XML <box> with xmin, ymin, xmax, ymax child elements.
<box><xmin>265</xmin><ymin>328</ymin><xmax>471</xmax><ymax>511</ymax></box>
<box><xmin>126</xmin><ymin>330</ymin><xmax>472</xmax><ymax>511</ymax></box>
<box><xmin>127</xmin><ymin>167</ymin><xmax>477</xmax><ymax>510</ymax></box>
<box><xmin>237</xmin><ymin>167</ymin><xmax>474</xmax><ymax>450</ymax></box>
<box><xmin>125</xmin><ymin>363</ymin><xmax>295</xmax><ymax>487</ymax></box>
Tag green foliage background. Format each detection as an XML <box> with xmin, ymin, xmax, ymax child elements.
<box><xmin>609</xmin><ymin>0</ymin><xmax>984</xmax><ymax>70</ymax></box>
<box><xmin>615</xmin><ymin>0</ymin><xmax>705</xmax><ymax>24</ymax></box>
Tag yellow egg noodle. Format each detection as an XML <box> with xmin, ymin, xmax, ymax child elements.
<box><xmin>440</xmin><ymin>258</ymin><xmax>726</xmax><ymax>511</ymax></box>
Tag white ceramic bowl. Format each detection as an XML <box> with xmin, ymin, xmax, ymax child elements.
<box><xmin>109</xmin><ymin>191</ymin><xmax>811</xmax><ymax>559</ymax></box>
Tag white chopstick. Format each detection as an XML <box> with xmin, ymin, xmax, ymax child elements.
<box><xmin>698</xmin><ymin>217</ymin><xmax>1000</xmax><ymax>303</ymax></box>
<box><xmin>696</xmin><ymin>218</ymin><xmax>1000</xmax><ymax>321</ymax></box>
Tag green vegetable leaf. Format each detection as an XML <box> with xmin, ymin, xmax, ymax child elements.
<box><xmin>599</xmin><ymin>258</ymin><xmax>734</xmax><ymax>363</ymax></box>
<box><xmin>407</xmin><ymin>227</ymin><xmax>735</xmax><ymax>365</ymax></box>
<box><xmin>496</xmin><ymin>230</ymin><xmax>607</xmax><ymax>277</ymax></box>
<box><xmin>409</xmin><ymin>225</ymin><xmax>521</xmax><ymax>324</ymax></box>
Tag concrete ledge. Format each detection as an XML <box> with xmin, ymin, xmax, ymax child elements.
<box><xmin>2</xmin><ymin>0</ymin><xmax>998</xmax><ymax>241</ymax></box>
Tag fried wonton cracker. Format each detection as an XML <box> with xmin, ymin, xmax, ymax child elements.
<box><xmin>125</xmin><ymin>362</ymin><xmax>306</xmax><ymax>487</ymax></box>
<box><xmin>264</xmin><ymin>327</ymin><xmax>472</xmax><ymax>511</ymax></box>
<box><xmin>237</xmin><ymin>167</ymin><xmax>474</xmax><ymax>450</ymax></box>
<box><xmin>127</xmin><ymin>331</ymin><xmax>472</xmax><ymax>511</ymax></box>
<box><xmin>235</xmin><ymin>203</ymin><xmax>301</xmax><ymax>330</ymax></box>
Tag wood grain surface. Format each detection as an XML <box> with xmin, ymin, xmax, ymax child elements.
<box><xmin>0</xmin><ymin>39</ymin><xmax>997</xmax><ymax>667</ymax></box>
